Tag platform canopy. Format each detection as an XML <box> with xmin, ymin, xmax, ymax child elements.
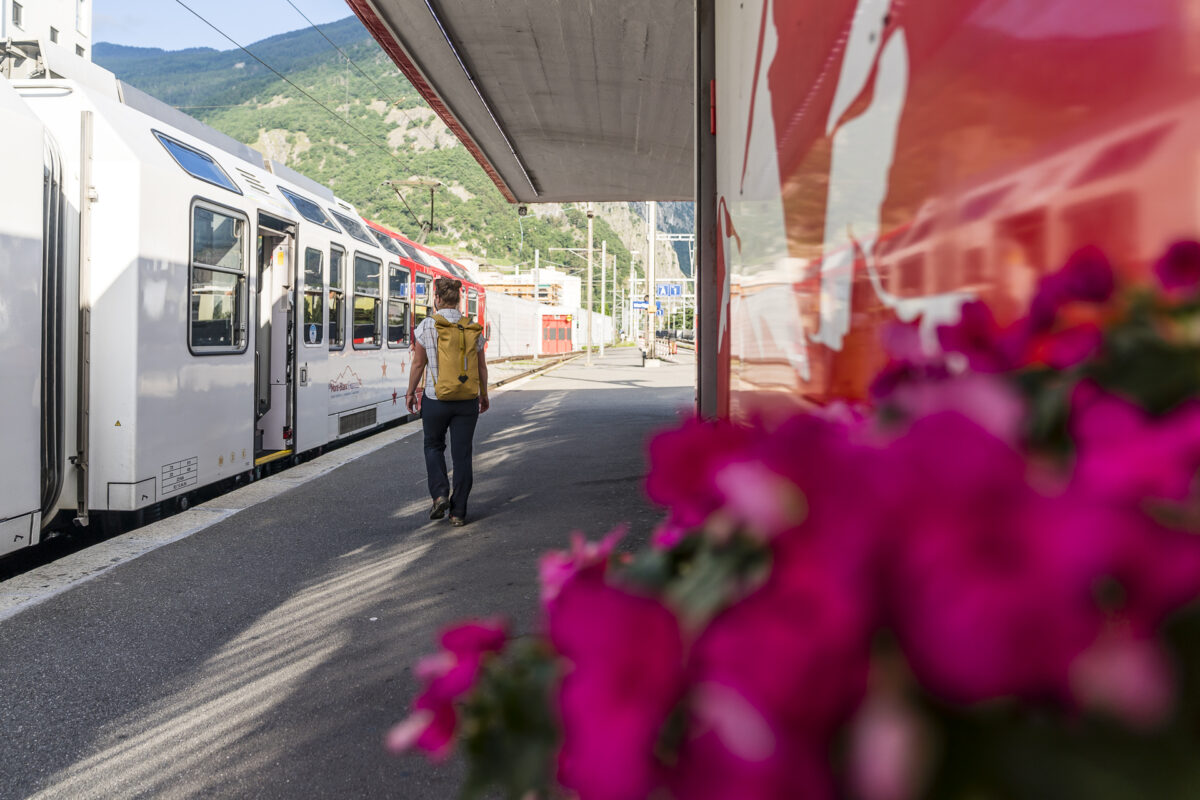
<box><xmin>346</xmin><ymin>0</ymin><xmax>695</xmax><ymax>204</ymax></box>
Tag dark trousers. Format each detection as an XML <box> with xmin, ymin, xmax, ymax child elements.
<box><xmin>421</xmin><ymin>396</ymin><xmax>480</xmax><ymax>518</ymax></box>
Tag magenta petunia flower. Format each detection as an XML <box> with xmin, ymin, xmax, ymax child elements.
<box><xmin>1040</xmin><ymin>322</ymin><xmax>1104</xmax><ymax>369</ymax></box>
<box><xmin>936</xmin><ymin>300</ymin><xmax>1018</xmax><ymax>373</ymax></box>
<box><xmin>882</xmin><ymin>413</ymin><xmax>1103</xmax><ymax>702</ymax></box>
<box><xmin>548</xmin><ymin>570</ymin><xmax>685</xmax><ymax>800</ymax></box>
<box><xmin>1154</xmin><ymin>240</ymin><xmax>1200</xmax><ymax>294</ymax></box>
<box><xmin>645</xmin><ymin>417</ymin><xmax>756</xmax><ymax>531</ymax></box>
<box><xmin>539</xmin><ymin>527</ymin><xmax>625</xmax><ymax>611</ymax></box>
<box><xmin>1029</xmin><ymin>246</ymin><xmax>1114</xmax><ymax>332</ymax></box>
<box><xmin>386</xmin><ymin>618</ymin><xmax>508</xmax><ymax>759</ymax></box>
<box><xmin>668</xmin><ymin>564</ymin><xmax>868</xmax><ymax>800</ymax></box>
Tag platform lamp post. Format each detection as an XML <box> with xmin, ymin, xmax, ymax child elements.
<box><xmin>646</xmin><ymin>202</ymin><xmax>657</xmax><ymax>362</ymax></box>
<box><xmin>600</xmin><ymin>240</ymin><xmax>607</xmax><ymax>358</ymax></box>
<box><xmin>611</xmin><ymin>249</ymin><xmax>617</xmax><ymax>348</ymax></box>
<box><xmin>586</xmin><ymin>204</ymin><xmax>594</xmax><ymax>367</ymax></box>
<box><xmin>627</xmin><ymin>250</ymin><xmax>639</xmax><ymax>342</ymax></box>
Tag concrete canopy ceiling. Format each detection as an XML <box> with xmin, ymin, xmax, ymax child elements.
<box><xmin>346</xmin><ymin>0</ymin><xmax>695</xmax><ymax>204</ymax></box>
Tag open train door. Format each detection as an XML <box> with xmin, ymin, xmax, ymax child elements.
<box><xmin>254</xmin><ymin>212</ymin><xmax>297</xmax><ymax>462</ymax></box>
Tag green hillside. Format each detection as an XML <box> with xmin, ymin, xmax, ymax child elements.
<box><xmin>94</xmin><ymin>17</ymin><xmax>638</xmax><ymax>307</ymax></box>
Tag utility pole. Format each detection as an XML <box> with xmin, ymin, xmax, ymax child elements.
<box><xmin>600</xmin><ymin>240</ymin><xmax>607</xmax><ymax>358</ymax></box>
<box><xmin>586</xmin><ymin>204</ymin><xmax>594</xmax><ymax>367</ymax></box>
<box><xmin>611</xmin><ymin>251</ymin><xmax>617</xmax><ymax>346</ymax></box>
<box><xmin>628</xmin><ymin>254</ymin><xmax>637</xmax><ymax>342</ymax></box>
<box><xmin>646</xmin><ymin>202</ymin><xmax>657</xmax><ymax>359</ymax></box>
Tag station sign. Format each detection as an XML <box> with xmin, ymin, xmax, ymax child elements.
<box><xmin>656</xmin><ymin>284</ymin><xmax>685</xmax><ymax>297</ymax></box>
<box><xmin>632</xmin><ymin>300</ymin><xmax>650</xmax><ymax>310</ymax></box>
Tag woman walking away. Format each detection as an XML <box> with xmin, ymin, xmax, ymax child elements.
<box><xmin>405</xmin><ymin>277</ymin><xmax>489</xmax><ymax>526</ymax></box>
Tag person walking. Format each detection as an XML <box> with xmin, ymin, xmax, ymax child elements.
<box><xmin>405</xmin><ymin>277</ymin><xmax>489</xmax><ymax>526</ymax></box>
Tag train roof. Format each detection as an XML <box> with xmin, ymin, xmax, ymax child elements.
<box><xmin>345</xmin><ymin>0</ymin><xmax>694</xmax><ymax>204</ymax></box>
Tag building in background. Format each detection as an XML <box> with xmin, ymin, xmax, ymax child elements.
<box><xmin>1</xmin><ymin>0</ymin><xmax>91</xmax><ymax>59</ymax></box>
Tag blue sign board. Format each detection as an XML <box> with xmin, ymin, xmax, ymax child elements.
<box><xmin>656</xmin><ymin>284</ymin><xmax>684</xmax><ymax>297</ymax></box>
<box><xmin>632</xmin><ymin>300</ymin><xmax>650</xmax><ymax>310</ymax></box>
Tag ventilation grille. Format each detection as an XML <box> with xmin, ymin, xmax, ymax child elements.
<box><xmin>235</xmin><ymin>168</ymin><xmax>270</xmax><ymax>196</ymax></box>
<box><xmin>339</xmin><ymin>408</ymin><xmax>377</xmax><ymax>435</ymax></box>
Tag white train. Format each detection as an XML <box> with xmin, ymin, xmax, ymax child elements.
<box><xmin>0</xmin><ymin>42</ymin><xmax>490</xmax><ymax>558</ymax></box>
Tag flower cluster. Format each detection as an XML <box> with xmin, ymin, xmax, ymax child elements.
<box><xmin>388</xmin><ymin>244</ymin><xmax>1200</xmax><ymax>800</ymax></box>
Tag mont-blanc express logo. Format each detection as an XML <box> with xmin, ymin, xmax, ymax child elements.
<box><xmin>329</xmin><ymin>366</ymin><xmax>364</xmax><ymax>396</ymax></box>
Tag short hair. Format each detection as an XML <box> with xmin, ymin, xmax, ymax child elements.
<box><xmin>434</xmin><ymin>276</ymin><xmax>462</xmax><ymax>307</ymax></box>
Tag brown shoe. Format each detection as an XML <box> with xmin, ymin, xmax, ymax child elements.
<box><xmin>430</xmin><ymin>497</ymin><xmax>450</xmax><ymax>519</ymax></box>
<box><xmin>449</xmin><ymin>516</ymin><xmax>466</xmax><ymax>527</ymax></box>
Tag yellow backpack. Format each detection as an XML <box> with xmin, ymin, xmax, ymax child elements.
<box><xmin>433</xmin><ymin>313</ymin><xmax>484</xmax><ymax>400</ymax></box>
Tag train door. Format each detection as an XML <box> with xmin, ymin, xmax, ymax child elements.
<box><xmin>255</xmin><ymin>213</ymin><xmax>296</xmax><ymax>460</ymax></box>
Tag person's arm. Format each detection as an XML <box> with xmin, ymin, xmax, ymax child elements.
<box><xmin>477</xmin><ymin>348</ymin><xmax>490</xmax><ymax>413</ymax></box>
<box><xmin>407</xmin><ymin>339</ymin><xmax>428</xmax><ymax>413</ymax></box>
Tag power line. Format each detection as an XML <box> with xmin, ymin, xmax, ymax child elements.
<box><xmin>172</xmin><ymin>0</ymin><xmax>410</xmax><ymax>172</ymax></box>
<box><xmin>278</xmin><ymin>0</ymin><xmax>446</xmax><ymax>154</ymax></box>
<box><xmin>280</xmin><ymin>0</ymin><xmax>402</xmax><ymax>107</ymax></box>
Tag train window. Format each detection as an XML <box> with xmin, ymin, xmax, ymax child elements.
<box><xmin>329</xmin><ymin>246</ymin><xmax>346</xmax><ymax>350</ymax></box>
<box><xmin>394</xmin><ymin>240</ymin><xmax>422</xmax><ymax>263</ymax></box>
<box><xmin>467</xmin><ymin>290</ymin><xmax>478</xmax><ymax>318</ymax></box>
<box><xmin>414</xmin><ymin>275</ymin><xmax>432</xmax><ymax>327</ymax></box>
<box><xmin>189</xmin><ymin>204</ymin><xmax>247</xmax><ymax>353</ymax></box>
<box><xmin>279</xmin><ymin>186</ymin><xmax>339</xmax><ymax>232</ymax></box>
<box><xmin>154</xmin><ymin>131</ymin><xmax>241</xmax><ymax>195</ymax></box>
<box><xmin>352</xmin><ymin>254</ymin><xmax>382</xmax><ymax>349</ymax></box>
<box><xmin>372</xmin><ymin>229</ymin><xmax>403</xmax><ymax>256</ymax></box>
<box><xmin>303</xmin><ymin>248</ymin><xmax>324</xmax><ymax>346</ymax></box>
<box><xmin>329</xmin><ymin>210</ymin><xmax>375</xmax><ymax>246</ymax></box>
<box><xmin>388</xmin><ymin>264</ymin><xmax>411</xmax><ymax>348</ymax></box>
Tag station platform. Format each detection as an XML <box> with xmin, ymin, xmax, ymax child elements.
<box><xmin>0</xmin><ymin>348</ymin><xmax>695</xmax><ymax>800</ymax></box>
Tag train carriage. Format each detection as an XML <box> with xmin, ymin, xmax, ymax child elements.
<box><xmin>0</xmin><ymin>48</ymin><xmax>486</xmax><ymax>558</ymax></box>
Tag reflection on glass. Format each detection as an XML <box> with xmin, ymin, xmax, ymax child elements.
<box><xmin>353</xmin><ymin>295</ymin><xmax>381</xmax><ymax>347</ymax></box>
<box><xmin>303</xmin><ymin>248</ymin><xmax>324</xmax><ymax>345</ymax></box>
<box><xmin>355</xmin><ymin>255</ymin><xmax>381</xmax><ymax>297</ymax></box>
<box><xmin>157</xmin><ymin>133</ymin><xmax>240</xmax><ymax>194</ymax></box>
<box><xmin>190</xmin><ymin>268</ymin><xmax>241</xmax><ymax>347</ymax></box>
<box><xmin>329</xmin><ymin>292</ymin><xmax>345</xmax><ymax>349</ymax></box>
<box><xmin>192</xmin><ymin>207</ymin><xmax>243</xmax><ymax>270</ymax></box>
<box><xmin>330</xmin><ymin>248</ymin><xmax>345</xmax><ymax>290</ymax></box>
<box><xmin>390</xmin><ymin>265</ymin><xmax>410</xmax><ymax>298</ymax></box>
<box><xmin>414</xmin><ymin>277</ymin><xmax>431</xmax><ymax>327</ymax></box>
<box><xmin>388</xmin><ymin>300</ymin><xmax>410</xmax><ymax>346</ymax></box>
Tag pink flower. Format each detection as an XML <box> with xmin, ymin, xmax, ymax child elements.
<box><xmin>1029</xmin><ymin>246</ymin><xmax>1114</xmax><ymax>332</ymax></box>
<box><xmin>1154</xmin><ymin>240</ymin><xmax>1200</xmax><ymax>294</ymax></box>
<box><xmin>387</xmin><ymin>618</ymin><xmax>508</xmax><ymax>760</ymax></box>
<box><xmin>645</xmin><ymin>418</ymin><xmax>756</xmax><ymax>530</ymax></box>
<box><xmin>847</xmin><ymin>692</ymin><xmax>928</xmax><ymax>800</ymax></box>
<box><xmin>936</xmin><ymin>300</ymin><xmax>1020</xmax><ymax>373</ymax></box>
<box><xmin>1070</xmin><ymin>630</ymin><xmax>1175</xmax><ymax>729</ymax></box>
<box><xmin>669</xmin><ymin>563</ymin><xmax>869</xmax><ymax>800</ymax></box>
<box><xmin>1037</xmin><ymin>322</ymin><xmax>1104</xmax><ymax>369</ymax></box>
<box><xmin>882</xmin><ymin>414</ymin><xmax>1102</xmax><ymax>702</ymax></box>
<box><xmin>1071</xmin><ymin>382</ymin><xmax>1200</xmax><ymax>503</ymax></box>
<box><xmin>539</xmin><ymin>527</ymin><xmax>625</xmax><ymax>610</ymax></box>
<box><xmin>880</xmin><ymin>373</ymin><xmax>1026</xmax><ymax>445</ymax></box>
<box><xmin>548</xmin><ymin>571</ymin><xmax>685</xmax><ymax>800</ymax></box>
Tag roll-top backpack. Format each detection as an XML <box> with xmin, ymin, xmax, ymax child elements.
<box><xmin>433</xmin><ymin>313</ymin><xmax>484</xmax><ymax>400</ymax></box>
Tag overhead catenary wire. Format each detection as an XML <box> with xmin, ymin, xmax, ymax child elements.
<box><xmin>172</xmin><ymin>0</ymin><xmax>414</xmax><ymax>172</ymax></box>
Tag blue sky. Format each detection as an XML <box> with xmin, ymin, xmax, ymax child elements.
<box><xmin>94</xmin><ymin>0</ymin><xmax>354</xmax><ymax>50</ymax></box>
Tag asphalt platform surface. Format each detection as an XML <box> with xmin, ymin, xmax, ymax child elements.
<box><xmin>0</xmin><ymin>348</ymin><xmax>695</xmax><ymax>800</ymax></box>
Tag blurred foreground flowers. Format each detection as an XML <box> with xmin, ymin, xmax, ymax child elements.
<box><xmin>388</xmin><ymin>244</ymin><xmax>1200</xmax><ymax>799</ymax></box>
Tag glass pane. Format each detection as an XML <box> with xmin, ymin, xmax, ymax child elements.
<box><xmin>373</xmin><ymin>229</ymin><xmax>402</xmax><ymax>255</ymax></box>
<box><xmin>279</xmin><ymin>187</ymin><xmax>339</xmax><ymax>231</ymax></box>
<box><xmin>303</xmin><ymin>291</ymin><xmax>323</xmax><ymax>344</ymax></box>
<box><xmin>191</xmin><ymin>267</ymin><xmax>242</xmax><ymax>348</ymax></box>
<box><xmin>329</xmin><ymin>291</ymin><xmax>345</xmax><ymax>348</ymax></box>
<box><xmin>330</xmin><ymin>210</ymin><xmax>375</xmax><ymax>245</ymax></box>
<box><xmin>389</xmin><ymin>265</ymin><xmax>410</xmax><ymax>298</ymax></box>
<box><xmin>354</xmin><ymin>255</ymin><xmax>381</xmax><ymax>297</ymax></box>
<box><xmin>192</xmin><ymin>207</ymin><xmax>243</xmax><ymax>271</ymax></box>
<box><xmin>304</xmin><ymin>248</ymin><xmax>323</xmax><ymax>287</ymax></box>
<box><xmin>387</xmin><ymin>300</ymin><xmax>410</xmax><ymax>346</ymax></box>
<box><xmin>353</xmin><ymin>296</ymin><xmax>381</xmax><ymax>347</ymax></box>
<box><xmin>330</xmin><ymin>248</ymin><xmax>345</xmax><ymax>290</ymax></box>
<box><xmin>467</xmin><ymin>290</ymin><xmax>478</xmax><ymax>317</ymax></box>
<box><xmin>157</xmin><ymin>133</ymin><xmax>240</xmax><ymax>194</ymax></box>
